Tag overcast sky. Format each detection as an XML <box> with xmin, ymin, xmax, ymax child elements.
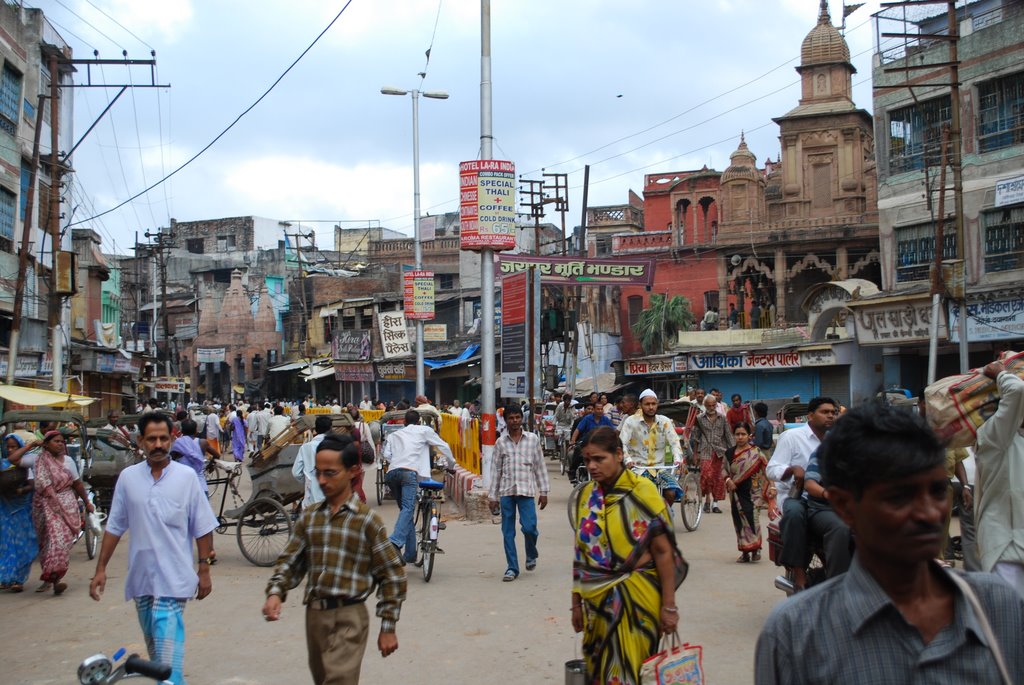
<box><xmin>39</xmin><ymin>0</ymin><xmax>886</xmax><ymax>256</ymax></box>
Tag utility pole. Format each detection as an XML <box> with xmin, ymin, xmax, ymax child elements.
<box><xmin>479</xmin><ymin>0</ymin><xmax>497</xmax><ymax>486</ymax></box>
<box><xmin>565</xmin><ymin>165</ymin><xmax>589</xmax><ymax>398</ymax></box>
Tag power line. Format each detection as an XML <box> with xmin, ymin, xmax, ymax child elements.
<box><xmin>82</xmin><ymin>0</ymin><xmax>155</xmax><ymax>51</ymax></box>
<box><xmin>52</xmin><ymin>0</ymin><xmax>125</xmax><ymax>51</ymax></box>
<box><xmin>69</xmin><ymin>0</ymin><xmax>357</xmax><ymax>228</ymax></box>
<box><xmin>97</xmin><ymin>64</ymin><xmax>145</xmax><ymax>231</ymax></box>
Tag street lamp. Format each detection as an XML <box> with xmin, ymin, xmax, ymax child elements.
<box><xmin>380</xmin><ymin>86</ymin><xmax>449</xmax><ymax>398</ymax></box>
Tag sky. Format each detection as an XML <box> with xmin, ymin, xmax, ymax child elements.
<box><xmin>37</xmin><ymin>0</ymin><xmax>889</xmax><ymax>256</ymax></box>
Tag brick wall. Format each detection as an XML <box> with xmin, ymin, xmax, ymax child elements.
<box><xmin>170</xmin><ymin>216</ymin><xmax>256</xmax><ymax>253</ymax></box>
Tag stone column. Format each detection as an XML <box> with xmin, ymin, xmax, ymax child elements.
<box><xmin>717</xmin><ymin>256</ymin><xmax>729</xmax><ymax>330</ymax></box>
<box><xmin>205</xmin><ymin>362</ymin><xmax>215</xmax><ymax>403</ymax></box>
<box><xmin>774</xmin><ymin>248</ymin><xmax>787</xmax><ymax>324</ymax></box>
<box><xmin>836</xmin><ymin>246</ymin><xmax>848</xmax><ymax>280</ymax></box>
<box><xmin>190</xmin><ymin>362</ymin><xmax>199</xmax><ymax>404</ymax></box>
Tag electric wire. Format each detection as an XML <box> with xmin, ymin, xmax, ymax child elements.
<box><xmin>97</xmin><ymin>63</ymin><xmax>145</xmax><ymax>231</ymax></box>
<box><xmin>125</xmin><ymin>61</ymin><xmax>160</xmax><ymax>229</ymax></box>
<box><xmin>69</xmin><ymin>0</ymin><xmax>357</xmax><ymax>227</ymax></box>
<box><xmin>417</xmin><ymin>0</ymin><xmax>443</xmax><ymax>87</ymax></box>
<box><xmin>82</xmin><ymin>0</ymin><xmax>155</xmax><ymax>51</ymax></box>
<box><xmin>52</xmin><ymin>0</ymin><xmax>125</xmax><ymax>52</ymax></box>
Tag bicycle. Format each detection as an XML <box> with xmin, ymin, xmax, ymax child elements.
<box><xmin>206</xmin><ymin>458</ymin><xmax>245</xmax><ymax>532</ymax></box>
<box><xmin>554</xmin><ymin>428</ymin><xmax>571</xmax><ymax>476</ymax></box>
<box><xmin>411</xmin><ymin>474</ymin><xmax>451</xmax><ymax>583</ymax></box>
<box><xmin>678</xmin><ymin>462</ymin><xmax>703</xmax><ymax>532</ymax></box>
<box><xmin>76</xmin><ymin>487</ymin><xmax>103</xmax><ymax>560</ymax></box>
<box><xmin>77</xmin><ymin>647</ymin><xmax>170</xmax><ymax>684</ymax></box>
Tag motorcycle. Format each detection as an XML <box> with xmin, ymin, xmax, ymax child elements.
<box><xmin>77</xmin><ymin>648</ymin><xmax>170</xmax><ymax>684</ymax></box>
<box><xmin>766</xmin><ymin>517</ymin><xmax>828</xmax><ymax>596</ymax></box>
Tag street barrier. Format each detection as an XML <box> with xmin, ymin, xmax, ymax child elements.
<box><xmin>439</xmin><ymin>413</ymin><xmax>481</xmax><ymax>475</ymax></box>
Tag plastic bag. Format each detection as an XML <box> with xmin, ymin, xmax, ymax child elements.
<box><xmin>641</xmin><ymin>633</ymin><xmax>704</xmax><ymax>685</ymax></box>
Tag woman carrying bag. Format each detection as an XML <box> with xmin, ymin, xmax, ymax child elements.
<box><xmin>569</xmin><ymin>427</ymin><xmax>688</xmax><ymax>685</ymax></box>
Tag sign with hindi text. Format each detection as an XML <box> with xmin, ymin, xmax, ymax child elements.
<box><xmin>196</xmin><ymin>348</ymin><xmax>226</xmax><ymax>364</ymax></box>
<box><xmin>851</xmin><ymin>296</ymin><xmax>944</xmax><ymax>345</ymax></box>
<box><xmin>459</xmin><ymin>160</ymin><xmax>517</xmax><ymax>251</ymax></box>
<box><xmin>687</xmin><ymin>351</ymin><xmax>802</xmax><ymax>371</ymax></box>
<box><xmin>378</xmin><ymin>312</ymin><xmax>411</xmax><ymax>359</ymax></box>
<box><xmin>423</xmin><ymin>323</ymin><xmax>448</xmax><ymax>342</ymax></box>
<box><xmin>501</xmin><ymin>271</ymin><xmax>529</xmax><ymax>397</ymax></box>
<box><xmin>497</xmin><ymin>254</ymin><xmax>655</xmax><ymax>287</ymax></box>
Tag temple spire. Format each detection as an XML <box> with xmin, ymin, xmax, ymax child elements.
<box><xmin>819</xmin><ymin>0</ymin><xmax>831</xmax><ymax>24</ymax></box>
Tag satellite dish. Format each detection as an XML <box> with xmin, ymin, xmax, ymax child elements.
<box><xmin>730</xmin><ymin>254</ymin><xmax>742</xmax><ymax>266</ymax></box>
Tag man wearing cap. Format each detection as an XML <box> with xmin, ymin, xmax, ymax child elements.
<box><xmin>619</xmin><ymin>390</ymin><xmax>685</xmax><ymax>505</ymax></box>
<box><xmin>569</xmin><ymin>402</ymin><xmax>613</xmax><ymax>484</ymax></box>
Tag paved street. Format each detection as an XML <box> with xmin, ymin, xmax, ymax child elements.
<box><xmin>4</xmin><ymin>461</ymin><xmax>789</xmax><ymax>684</ymax></box>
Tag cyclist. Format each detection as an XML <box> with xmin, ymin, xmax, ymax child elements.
<box><xmin>569</xmin><ymin>403</ymin><xmax>612</xmax><ymax>484</ymax></box>
<box><xmin>553</xmin><ymin>394</ymin><xmax>576</xmax><ymax>454</ymax></box>
<box><xmin>619</xmin><ymin>389</ymin><xmax>684</xmax><ymax>506</ymax></box>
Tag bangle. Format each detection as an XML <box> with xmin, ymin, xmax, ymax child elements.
<box><xmin>662</xmin><ymin>606</ymin><xmax>678</xmax><ymax>613</ymax></box>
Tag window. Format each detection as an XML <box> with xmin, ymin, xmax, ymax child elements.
<box><xmin>895</xmin><ymin>221</ymin><xmax>956</xmax><ymax>283</ymax></box>
<box><xmin>216</xmin><ymin>235</ymin><xmax>236</xmax><ymax>251</ymax></box>
<box><xmin>595</xmin><ymin>236</ymin><xmax>613</xmax><ymax>257</ymax></box>
<box><xmin>888</xmin><ymin>96</ymin><xmax>952</xmax><ymax>174</ymax></box>
<box><xmin>812</xmin><ymin>164</ymin><xmax>831</xmax><ymax>209</ymax></box>
<box><xmin>19</xmin><ymin>159</ymin><xmax>30</xmax><ymax>221</ymax></box>
<box><xmin>323</xmin><ymin>314</ymin><xmax>338</xmax><ymax>340</ymax></box>
<box><xmin>0</xmin><ymin>64</ymin><xmax>21</xmax><ymax>136</ymax></box>
<box><xmin>438</xmin><ymin>273</ymin><xmax>456</xmax><ymax>290</ymax></box>
<box><xmin>186</xmin><ymin>238</ymin><xmax>204</xmax><ymax>254</ymax></box>
<box><xmin>341</xmin><ymin>313</ymin><xmax>355</xmax><ymax>330</ymax></box>
<box><xmin>984</xmin><ymin>207</ymin><xmax>1024</xmax><ymax>273</ymax></box>
<box><xmin>627</xmin><ymin>295</ymin><xmax>643</xmax><ymax>329</ymax></box>
<box><xmin>978</xmin><ymin>71</ymin><xmax>1024</xmax><ymax>153</ymax></box>
<box><xmin>0</xmin><ymin>186</ymin><xmax>14</xmax><ymax>241</ymax></box>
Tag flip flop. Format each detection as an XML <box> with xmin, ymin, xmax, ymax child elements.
<box><xmin>35</xmin><ymin>582</ymin><xmax>51</xmax><ymax>593</ymax></box>
<box><xmin>8</xmin><ymin>583</ymin><xmax>23</xmax><ymax>593</ymax></box>
<box><xmin>736</xmin><ymin>554</ymin><xmax>750</xmax><ymax>563</ymax></box>
<box><xmin>751</xmin><ymin>551</ymin><xmax>761</xmax><ymax>562</ymax></box>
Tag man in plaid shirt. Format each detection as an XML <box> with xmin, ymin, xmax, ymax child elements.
<box><xmin>489</xmin><ymin>404</ymin><xmax>550</xmax><ymax>582</ymax></box>
<box><xmin>263</xmin><ymin>434</ymin><xmax>406</xmax><ymax>684</ymax></box>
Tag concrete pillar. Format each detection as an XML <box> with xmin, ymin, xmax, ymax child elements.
<box><xmin>205</xmin><ymin>363</ymin><xmax>215</xmax><ymax>403</ymax></box>
<box><xmin>774</xmin><ymin>248</ymin><xmax>787</xmax><ymax>324</ymax></box>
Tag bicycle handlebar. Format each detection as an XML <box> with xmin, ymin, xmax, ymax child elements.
<box><xmin>124</xmin><ymin>654</ymin><xmax>171</xmax><ymax>681</ymax></box>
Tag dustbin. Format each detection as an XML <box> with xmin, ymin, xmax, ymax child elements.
<box><xmin>564</xmin><ymin>658</ymin><xmax>586</xmax><ymax>685</ymax></box>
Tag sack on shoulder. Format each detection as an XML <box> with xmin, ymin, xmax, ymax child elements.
<box><xmin>641</xmin><ymin>632</ymin><xmax>704</xmax><ymax>685</ymax></box>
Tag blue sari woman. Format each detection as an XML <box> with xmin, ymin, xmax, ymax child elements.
<box><xmin>0</xmin><ymin>434</ymin><xmax>38</xmax><ymax>591</ymax></box>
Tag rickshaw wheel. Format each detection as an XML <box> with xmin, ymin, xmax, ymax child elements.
<box><xmin>236</xmin><ymin>497</ymin><xmax>292</xmax><ymax>566</ymax></box>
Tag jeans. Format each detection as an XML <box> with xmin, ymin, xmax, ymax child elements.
<box><xmin>385</xmin><ymin>469</ymin><xmax>419</xmax><ymax>562</ymax></box>
<box><xmin>500</xmin><ymin>496</ymin><xmax>539</xmax><ymax>576</ymax></box>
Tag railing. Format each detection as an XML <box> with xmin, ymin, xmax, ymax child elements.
<box><xmin>439</xmin><ymin>412</ymin><xmax>481</xmax><ymax>475</ymax></box>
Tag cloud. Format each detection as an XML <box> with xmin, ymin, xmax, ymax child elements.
<box><xmin>77</xmin><ymin>0</ymin><xmax>195</xmax><ymax>47</ymax></box>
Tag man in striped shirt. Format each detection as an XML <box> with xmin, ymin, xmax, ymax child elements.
<box><xmin>263</xmin><ymin>435</ymin><xmax>407</xmax><ymax>684</ymax></box>
<box><xmin>489</xmin><ymin>404</ymin><xmax>550</xmax><ymax>582</ymax></box>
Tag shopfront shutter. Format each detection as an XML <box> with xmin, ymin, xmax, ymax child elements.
<box><xmin>817</xmin><ymin>365</ymin><xmax>851</xmax><ymax>407</ymax></box>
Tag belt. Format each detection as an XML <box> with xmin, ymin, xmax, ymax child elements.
<box><xmin>308</xmin><ymin>596</ymin><xmax>367</xmax><ymax>610</ymax></box>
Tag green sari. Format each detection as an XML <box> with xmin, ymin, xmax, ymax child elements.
<box><xmin>571</xmin><ymin>469</ymin><xmax>688</xmax><ymax>685</ymax></box>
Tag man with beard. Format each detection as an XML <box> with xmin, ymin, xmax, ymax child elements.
<box><xmin>756</xmin><ymin>404</ymin><xmax>1024</xmax><ymax>683</ymax></box>
<box><xmin>619</xmin><ymin>389</ymin><xmax>685</xmax><ymax>506</ymax></box>
<box><xmin>90</xmin><ymin>413</ymin><xmax>217</xmax><ymax>685</ymax></box>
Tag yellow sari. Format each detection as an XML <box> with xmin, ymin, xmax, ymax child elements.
<box><xmin>571</xmin><ymin>469</ymin><xmax>688</xmax><ymax>685</ymax></box>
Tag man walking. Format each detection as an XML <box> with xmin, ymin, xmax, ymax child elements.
<box><xmin>619</xmin><ymin>389</ymin><xmax>685</xmax><ymax>506</ymax></box>
<box><xmin>488</xmin><ymin>405</ymin><xmax>549</xmax><ymax>582</ymax></box>
<box><xmin>690</xmin><ymin>394</ymin><xmax>734</xmax><ymax>513</ymax></box>
<box><xmin>263</xmin><ymin>436</ymin><xmax>407</xmax><ymax>684</ymax></box>
<box><xmin>292</xmin><ymin>415</ymin><xmax>336</xmax><ymax>508</ymax></box>
<box><xmin>976</xmin><ymin>359</ymin><xmax>1024</xmax><ymax>598</ymax></box>
<box><xmin>755</xmin><ymin>403</ymin><xmax>1024</xmax><ymax>683</ymax></box>
<box><xmin>266</xmin><ymin>405</ymin><xmax>291</xmax><ymax>443</ymax></box>
<box><xmin>90</xmin><ymin>413</ymin><xmax>217</xmax><ymax>685</ymax></box>
<box><xmin>382</xmin><ymin>410</ymin><xmax>455</xmax><ymax>565</ymax></box>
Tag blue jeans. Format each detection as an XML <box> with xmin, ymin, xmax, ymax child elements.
<box><xmin>500</xmin><ymin>496</ymin><xmax>539</xmax><ymax>576</ymax></box>
<box><xmin>385</xmin><ymin>469</ymin><xmax>419</xmax><ymax>562</ymax></box>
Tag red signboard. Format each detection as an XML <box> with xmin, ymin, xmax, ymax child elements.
<box><xmin>403</xmin><ymin>269</ymin><xmax>435</xmax><ymax>320</ymax></box>
<box><xmin>459</xmin><ymin>159</ymin><xmax>517</xmax><ymax>251</ymax></box>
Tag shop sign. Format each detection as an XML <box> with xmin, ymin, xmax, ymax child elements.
<box><xmin>379</xmin><ymin>312</ymin><xmax>411</xmax><ymax>359</ymax></box>
<box><xmin>0</xmin><ymin>355</ymin><xmax>41</xmax><ymax>378</ymax></box>
<box><xmin>97</xmin><ymin>353</ymin><xmax>116</xmax><ymax>373</ymax></box>
<box><xmin>625</xmin><ymin>357</ymin><xmax>686</xmax><ymax>375</ymax></box>
<box><xmin>501</xmin><ymin>271</ymin><xmax>529</xmax><ymax>397</ymax></box>
<box><xmin>948</xmin><ymin>296</ymin><xmax>1024</xmax><ymax>342</ymax></box>
<box><xmin>112</xmin><ymin>356</ymin><xmax>142</xmax><ymax>375</ymax></box>
<box><xmin>995</xmin><ymin>174</ymin><xmax>1024</xmax><ymax>208</ymax></box>
<box><xmin>403</xmin><ymin>269</ymin><xmax>435</xmax><ymax>320</ymax></box>
<box><xmin>196</xmin><ymin>347</ymin><xmax>226</xmax><ymax>364</ymax></box>
<box><xmin>459</xmin><ymin>159</ymin><xmax>517</xmax><ymax>251</ymax></box>
<box><xmin>154</xmin><ymin>378</ymin><xmax>185</xmax><ymax>393</ymax></box>
<box><xmin>800</xmin><ymin>348</ymin><xmax>837</xmax><ymax>367</ymax></box>
<box><xmin>334</xmin><ymin>363</ymin><xmax>374</xmax><ymax>382</ymax></box>
<box><xmin>332</xmin><ymin>331</ymin><xmax>371</xmax><ymax>361</ymax></box>
<box><xmin>688</xmin><ymin>351</ymin><xmax>801</xmax><ymax>371</ymax></box>
<box><xmin>497</xmin><ymin>254</ymin><xmax>656</xmax><ymax>287</ymax></box>
<box><xmin>375</xmin><ymin>361</ymin><xmax>412</xmax><ymax>381</ymax></box>
<box><xmin>853</xmin><ymin>298</ymin><xmax>942</xmax><ymax>345</ymax></box>
<box><xmin>39</xmin><ymin>353</ymin><xmax>53</xmax><ymax>375</ymax></box>
<box><xmin>423</xmin><ymin>324</ymin><xmax>447</xmax><ymax>342</ymax></box>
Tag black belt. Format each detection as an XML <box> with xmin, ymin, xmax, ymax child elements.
<box><xmin>308</xmin><ymin>596</ymin><xmax>367</xmax><ymax>610</ymax></box>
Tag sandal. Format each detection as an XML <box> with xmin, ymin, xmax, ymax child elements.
<box><xmin>8</xmin><ymin>583</ymin><xmax>23</xmax><ymax>593</ymax></box>
<box><xmin>736</xmin><ymin>553</ymin><xmax>751</xmax><ymax>563</ymax></box>
<box><xmin>751</xmin><ymin>551</ymin><xmax>761</xmax><ymax>563</ymax></box>
<box><xmin>712</xmin><ymin>505</ymin><xmax>723</xmax><ymax>514</ymax></box>
<box><xmin>35</xmin><ymin>582</ymin><xmax>51</xmax><ymax>593</ymax></box>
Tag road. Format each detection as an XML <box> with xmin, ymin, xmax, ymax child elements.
<box><xmin>3</xmin><ymin>461</ymin><xmax>791</xmax><ymax>684</ymax></box>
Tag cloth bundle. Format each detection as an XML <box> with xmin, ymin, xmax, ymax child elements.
<box><xmin>924</xmin><ymin>350</ymin><xmax>1023</xmax><ymax>447</ymax></box>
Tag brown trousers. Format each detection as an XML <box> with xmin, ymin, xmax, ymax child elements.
<box><xmin>305</xmin><ymin>603</ymin><xmax>370</xmax><ymax>685</ymax></box>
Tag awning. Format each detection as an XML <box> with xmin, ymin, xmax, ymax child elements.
<box><xmin>0</xmin><ymin>385</ymin><xmax>96</xmax><ymax>407</ymax></box>
<box><xmin>268</xmin><ymin>360</ymin><xmax>312</xmax><ymax>372</ymax></box>
<box><xmin>302</xmin><ymin>364</ymin><xmax>336</xmax><ymax>382</ymax></box>
<box><xmin>424</xmin><ymin>344</ymin><xmax>480</xmax><ymax>370</ymax></box>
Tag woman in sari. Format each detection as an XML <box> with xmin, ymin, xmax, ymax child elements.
<box><xmin>0</xmin><ymin>434</ymin><xmax>37</xmax><ymax>592</ymax></box>
<box><xmin>31</xmin><ymin>430</ymin><xmax>92</xmax><ymax>595</ymax></box>
<box><xmin>570</xmin><ymin>427</ymin><xmax>688</xmax><ymax>685</ymax></box>
<box><xmin>723</xmin><ymin>422</ymin><xmax>776</xmax><ymax>563</ymax></box>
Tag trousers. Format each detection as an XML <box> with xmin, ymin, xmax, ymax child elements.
<box><xmin>385</xmin><ymin>468</ymin><xmax>419</xmax><ymax>562</ymax></box>
<box><xmin>500</xmin><ymin>495</ymin><xmax>539</xmax><ymax>576</ymax></box>
<box><xmin>305</xmin><ymin>602</ymin><xmax>370</xmax><ymax>685</ymax></box>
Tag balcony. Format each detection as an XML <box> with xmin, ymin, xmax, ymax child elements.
<box><xmin>587</xmin><ymin>204</ymin><xmax>643</xmax><ymax>231</ymax></box>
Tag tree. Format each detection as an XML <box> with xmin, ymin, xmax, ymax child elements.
<box><xmin>632</xmin><ymin>294</ymin><xmax>695</xmax><ymax>355</ymax></box>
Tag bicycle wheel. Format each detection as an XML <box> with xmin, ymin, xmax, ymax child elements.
<box><xmin>558</xmin><ymin>441</ymin><xmax>567</xmax><ymax>476</ymax></box>
<box><xmin>412</xmin><ymin>495</ymin><xmax>425</xmax><ymax>565</ymax></box>
<box><xmin>421</xmin><ymin>501</ymin><xmax>437</xmax><ymax>583</ymax></box>
<box><xmin>85</xmin><ymin>517</ymin><xmax>99</xmax><ymax>559</ymax></box>
<box><xmin>236</xmin><ymin>497</ymin><xmax>292</xmax><ymax>567</ymax></box>
<box><xmin>376</xmin><ymin>467</ymin><xmax>385</xmax><ymax>506</ymax></box>
<box><xmin>680</xmin><ymin>471</ymin><xmax>703</xmax><ymax>532</ymax></box>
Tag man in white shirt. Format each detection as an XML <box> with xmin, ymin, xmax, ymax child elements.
<box><xmin>266</xmin><ymin>405</ymin><xmax>292</xmax><ymax>443</ymax></box>
<box><xmin>976</xmin><ymin>359</ymin><xmax>1024</xmax><ymax>599</ymax></box>
<box><xmin>204</xmin><ymin>407</ymin><xmax>221</xmax><ymax>444</ymax></box>
<box><xmin>359</xmin><ymin>395</ymin><xmax>373</xmax><ymax>411</ymax></box>
<box><xmin>291</xmin><ymin>415</ymin><xmax>335</xmax><ymax>507</ymax></box>
<box><xmin>382</xmin><ymin>410</ymin><xmax>455</xmax><ymax>565</ymax></box>
<box><xmin>247</xmin><ymin>404</ymin><xmax>269</xmax><ymax>452</ymax></box>
<box><xmin>766</xmin><ymin>396</ymin><xmax>837</xmax><ymax>591</ymax></box>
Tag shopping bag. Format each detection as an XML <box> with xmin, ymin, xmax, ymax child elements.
<box><xmin>640</xmin><ymin>632</ymin><xmax>704</xmax><ymax>685</ymax></box>
<box><xmin>924</xmin><ymin>351</ymin><xmax>1023</xmax><ymax>447</ymax></box>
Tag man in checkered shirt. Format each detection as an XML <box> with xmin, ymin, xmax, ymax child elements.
<box><xmin>263</xmin><ymin>434</ymin><xmax>407</xmax><ymax>684</ymax></box>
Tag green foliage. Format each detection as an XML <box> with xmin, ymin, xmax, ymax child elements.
<box><xmin>631</xmin><ymin>294</ymin><xmax>695</xmax><ymax>354</ymax></box>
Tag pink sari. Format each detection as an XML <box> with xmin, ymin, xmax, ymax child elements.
<box><xmin>31</xmin><ymin>452</ymin><xmax>79</xmax><ymax>582</ymax></box>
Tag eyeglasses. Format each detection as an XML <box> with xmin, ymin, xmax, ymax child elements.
<box><xmin>314</xmin><ymin>469</ymin><xmax>342</xmax><ymax>478</ymax></box>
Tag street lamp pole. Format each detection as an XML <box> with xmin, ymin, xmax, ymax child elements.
<box><xmin>381</xmin><ymin>86</ymin><xmax>448</xmax><ymax>398</ymax></box>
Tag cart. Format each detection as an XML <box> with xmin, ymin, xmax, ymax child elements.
<box><xmin>214</xmin><ymin>413</ymin><xmax>355</xmax><ymax>566</ymax></box>
<box><xmin>373</xmin><ymin>408</ymin><xmax>441</xmax><ymax>506</ymax></box>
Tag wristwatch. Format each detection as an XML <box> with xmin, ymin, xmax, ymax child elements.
<box><xmin>198</xmin><ymin>556</ymin><xmax>216</xmax><ymax>566</ymax></box>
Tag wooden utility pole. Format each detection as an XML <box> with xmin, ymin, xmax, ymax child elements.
<box><xmin>47</xmin><ymin>53</ymin><xmax>64</xmax><ymax>330</ymax></box>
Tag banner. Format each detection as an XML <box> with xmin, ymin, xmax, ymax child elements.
<box><xmin>497</xmin><ymin>254</ymin><xmax>655</xmax><ymax>287</ymax></box>
<box><xmin>332</xmin><ymin>331</ymin><xmax>371</xmax><ymax>361</ymax></box>
<box><xmin>196</xmin><ymin>347</ymin><xmax>226</xmax><ymax>364</ymax></box>
<box><xmin>334</xmin><ymin>363</ymin><xmax>374</xmax><ymax>381</ymax></box>
<box><xmin>423</xmin><ymin>323</ymin><xmax>448</xmax><ymax>342</ymax></box>
<box><xmin>379</xmin><ymin>312</ymin><xmax>411</xmax><ymax>359</ymax></box>
<box><xmin>501</xmin><ymin>271</ymin><xmax>529</xmax><ymax>397</ymax></box>
<box><xmin>403</xmin><ymin>269</ymin><xmax>435</xmax><ymax>320</ymax></box>
<box><xmin>459</xmin><ymin>159</ymin><xmax>517</xmax><ymax>251</ymax></box>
